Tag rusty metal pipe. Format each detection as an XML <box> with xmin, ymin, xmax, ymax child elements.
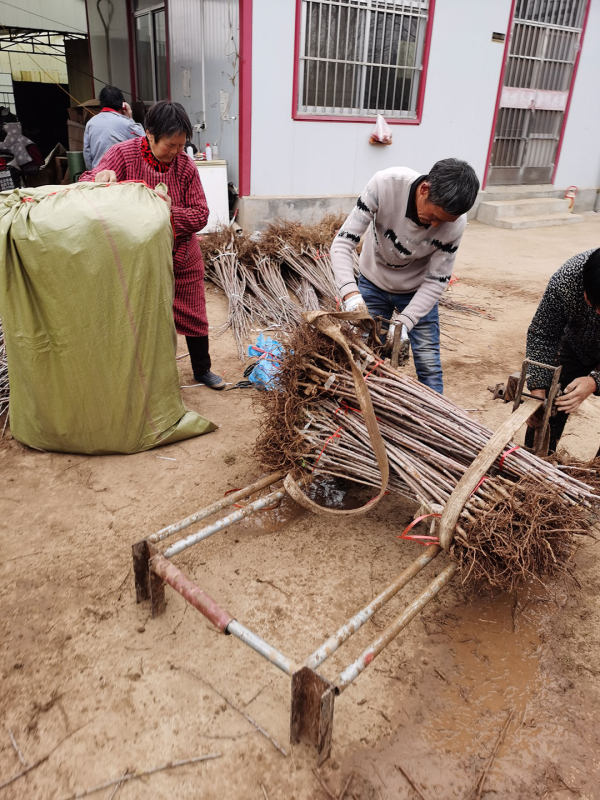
<box><xmin>163</xmin><ymin>489</ymin><xmax>286</xmax><ymax>558</ymax></box>
<box><xmin>226</xmin><ymin>620</ymin><xmax>294</xmax><ymax>675</ymax></box>
<box><xmin>336</xmin><ymin>562</ymin><xmax>457</xmax><ymax>693</ymax></box>
<box><xmin>150</xmin><ymin>554</ymin><xmax>293</xmax><ymax>673</ymax></box>
<box><xmin>150</xmin><ymin>553</ymin><xmax>233</xmax><ymax>631</ymax></box>
<box><xmin>305</xmin><ymin>547</ymin><xmax>440</xmax><ymax>670</ymax></box>
<box><xmin>148</xmin><ymin>471</ymin><xmax>284</xmax><ymax>544</ymax></box>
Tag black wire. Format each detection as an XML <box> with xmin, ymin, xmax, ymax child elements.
<box><xmin>0</xmin><ymin>17</ymin><xmax>134</xmax><ymax>101</ymax></box>
<box><xmin>6</xmin><ymin>45</ymin><xmax>134</xmax><ymax>102</ymax></box>
<box><xmin>224</xmin><ymin>379</ymin><xmax>254</xmax><ymax>391</ymax></box>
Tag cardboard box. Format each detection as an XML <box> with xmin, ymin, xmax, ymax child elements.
<box><xmin>67</xmin><ymin>99</ymin><xmax>100</xmax><ymax>125</ymax></box>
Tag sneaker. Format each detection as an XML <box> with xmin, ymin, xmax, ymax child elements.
<box><xmin>194</xmin><ymin>370</ymin><xmax>226</xmax><ymax>390</ymax></box>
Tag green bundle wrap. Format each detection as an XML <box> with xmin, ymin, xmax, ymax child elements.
<box><xmin>0</xmin><ymin>181</ymin><xmax>216</xmax><ymax>453</ymax></box>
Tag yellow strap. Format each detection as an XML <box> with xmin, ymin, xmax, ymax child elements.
<box><xmin>284</xmin><ymin>310</ymin><xmax>389</xmax><ymax>516</ymax></box>
<box><xmin>437</xmin><ymin>397</ymin><xmax>542</xmax><ymax>549</ymax></box>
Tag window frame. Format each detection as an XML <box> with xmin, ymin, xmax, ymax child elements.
<box><xmin>292</xmin><ymin>0</ymin><xmax>435</xmax><ymax>124</ymax></box>
<box><xmin>132</xmin><ymin>1</ymin><xmax>169</xmax><ymax>104</ymax></box>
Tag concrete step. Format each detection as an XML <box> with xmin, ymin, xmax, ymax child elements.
<box><xmin>477</xmin><ymin>197</ymin><xmax>571</xmax><ymax>225</ymax></box>
<box><xmin>489</xmin><ymin>212</ymin><xmax>583</xmax><ymax>229</ymax></box>
<box><xmin>480</xmin><ymin>183</ymin><xmax>561</xmax><ymax>202</ymax></box>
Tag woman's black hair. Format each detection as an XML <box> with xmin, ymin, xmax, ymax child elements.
<box><xmin>144</xmin><ymin>101</ymin><xmax>192</xmax><ymax>142</ymax></box>
<box><xmin>99</xmin><ymin>85</ymin><xmax>125</xmax><ymax>111</ymax></box>
<box><xmin>583</xmin><ymin>248</ymin><xmax>600</xmax><ymax>310</ymax></box>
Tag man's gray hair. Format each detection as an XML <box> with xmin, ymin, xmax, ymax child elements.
<box><xmin>427</xmin><ymin>158</ymin><xmax>480</xmax><ymax>216</ymax></box>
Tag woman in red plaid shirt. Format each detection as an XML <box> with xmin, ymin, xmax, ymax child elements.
<box><xmin>79</xmin><ymin>101</ymin><xmax>224</xmax><ymax>389</ymax></box>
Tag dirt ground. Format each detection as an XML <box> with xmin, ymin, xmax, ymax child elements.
<box><xmin>2</xmin><ymin>214</ymin><xmax>600</xmax><ymax>800</ymax></box>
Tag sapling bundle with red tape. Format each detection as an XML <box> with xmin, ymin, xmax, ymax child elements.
<box><xmin>254</xmin><ymin>313</ymin><xmax>598</xmax><ymax>592</ymax></box>
<box><xmin>199</xmin><ymin>216</ymin><xmax>491</xmax><ymax>359</ymax></box>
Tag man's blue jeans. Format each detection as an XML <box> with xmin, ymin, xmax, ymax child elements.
<box><xmin>358</xmin><ymin>275</ymin><xmax>443</xmax><ymax>393</ymax></box>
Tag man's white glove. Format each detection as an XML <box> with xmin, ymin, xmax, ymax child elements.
<box><xmin>343</xmin><ymin>292</ymin><xmax>368</xmax><ymax>313</ymax></box>
<box><xmin>384</xmin><ymin>314</ymin><xmax>410</xmax><ymax>366</ymax></box>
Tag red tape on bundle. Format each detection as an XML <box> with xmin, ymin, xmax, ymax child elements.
<box><xmin>498</xmin><ymin>444</ymin><xmax>520</xmax><ymax>470</ymax></box>
<box><xmin>397</xmin><ymin>445</ymin><xmax>521</xmax><ymax>547</ymax></box>
<box><xmin>312</xmin><ymin>426</ymin><xmax>343</xmax><ymax>470</ymax></box>
<box><xmin>364</xmin><ymin>359</ymin><xmax>384</xmax><ymax>380</ymax></box>
<box><xmin>397</xmin><ymin>513</ymin><xmax>441</xmax><ymax>546</ymax></box>
<box><xmin>470</xmin><ymin>444</ymin><xmax>521</xmax><ymax>494</ymax></box>
<box><xmin>251</xmin><ymin>346</ymin><xmax>282</xmax><ymax>366</ymax></box>
<box><xmin>310</xmin><ymin>360</ymin><xmax>383</xmax><ymax>472</ymax></box>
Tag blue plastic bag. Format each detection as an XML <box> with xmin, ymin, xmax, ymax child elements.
<box><xmin>247</xmin><ymin>333</ymin><xmax>284</xmax><ymax>390</ymax></box>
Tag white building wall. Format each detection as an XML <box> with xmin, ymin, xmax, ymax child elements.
<box><xmin>250</xmin><ymin>0</ymin><xmax>512</xmax><ymax>197</ymax></box>
<box><xmin>553</xmin><ymin>0</ymin><xmax>600</xmax><ymax>193</ymax></box>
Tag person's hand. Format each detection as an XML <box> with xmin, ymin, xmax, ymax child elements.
<box><xmin>154</xmin><ymin>183</ymin><xmax>172</xmax><ymax>210</ymax></box>
<box><xmin>94</xmin><ymin>170</ymin><xmax>117</xmax><ymax>183</ymax></box>
<box><xmin>343</xmin><ymin>291</ymin><xmax>368</xmax><ymax>314</ymax></box>
<box><xmin>526</xmin><ymin>388</ymin><xmax>547</xmax><ymax>428</ymax></box>
<box><xmin>554</xmin><ymin>375</ymin><xmax>596</xmax><ymax>413</ymax></box>
<box><xmin>122</xmin><ymin>101</ymin><xmax>133</xmax><ymax>119</ymax></box>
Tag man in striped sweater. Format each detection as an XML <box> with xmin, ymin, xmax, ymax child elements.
<box><xmin>330</xmin><ymin>159</ymin><xmax>479</xmax><ymax>393</ymax></box>
<box><xmin>526</xmin><ymin>248</ymin><xmax>600</xmax><ymax>453</ymax></box>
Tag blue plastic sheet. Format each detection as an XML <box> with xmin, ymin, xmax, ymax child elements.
<box><xmin>247</xmin><ymin>333</ymin><xmax>284</xmax><ymax>390</ymax></box>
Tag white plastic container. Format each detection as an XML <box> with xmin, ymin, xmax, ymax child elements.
<box><xmin>205</xmin><ymin>143</ymin><xmax>212</xmax><ymax>161</ymax></box>
<box><xmin>196</xmin><ymin>160</ymin><xmax>228</xmax><ymax>233</ymax></box>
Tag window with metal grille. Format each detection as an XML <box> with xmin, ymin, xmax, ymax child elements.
<box><xmin>295</xmin><ymin>0</ymin><xmax>432</xmax><ymax>120</ymax></box>
<box><xmin>133</xmin><ymin>1</ymin><xmax>168</xmax><ymax>103</ymax></box>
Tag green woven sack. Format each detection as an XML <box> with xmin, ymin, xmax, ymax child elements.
<box><xmin>0</xmin><ymin>181</ymin><xmax>216</xmax><ymax>453</ymax></box>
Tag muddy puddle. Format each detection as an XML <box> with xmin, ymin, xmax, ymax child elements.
<box><xmin>341</xmin><ymin>587</ymin><xmax>574</xmax><ymax>798</ymax></box>
<box><xmin>235</xmin><ymin>474</ymin><xmax>375</xmax><ymax>533</ymax></box>
<box><xmin>426</xmin><ymin>593</ymin><xmax>543</xmax><ymax>753</ymax></box>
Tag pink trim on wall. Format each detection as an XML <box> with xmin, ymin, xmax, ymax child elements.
<box><xmin>291</xmin><ymin>0</ymin><xmax>436</xmax><ymax>125</ymax></box>
<box><xmin>239</xmin><ymin>0</ymin><xmax>253</xmax><ymax>197</ymax></box>
<box><xmin>551</xmin><ymin>0</ymin><xmax>591</xmax><ymax>184</ymax></box>
<box><xmin>290</xmin><ymin>0</ymin><xmax>303</xmax><ymax>122</ymax></box>
<box><xmin>416</xmin><ymin>0</ymin><xmax>435</xmax><ymax>124</ymax></box>
<box><xmin>482</xmin><ymin>0</ymin><xmax>516</xmax><ymax>190</ymax></box>
<box><xmin>292</xmin><ymin>112</ymin><xmax>423</xmax><ymax>125</ymax></box>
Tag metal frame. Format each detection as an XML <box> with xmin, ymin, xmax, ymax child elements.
<box><xmin>0</xmin><ymin>27</ymin><xmax>87</xmax><ymax>56</ymax></box>
<box><xmin>133</xmin><ymin>472</ymin><xmax>455</xmax><ymax>762</ymax></box>
<box><xmin>511</xmin><ymin>358</ymin><xmax>562</xmax><ymax>455</ymax></box>
<box><xmin>132</xmin><ymin>2</ymin><xmax>167</xmax><ymax>103</ymax></box>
